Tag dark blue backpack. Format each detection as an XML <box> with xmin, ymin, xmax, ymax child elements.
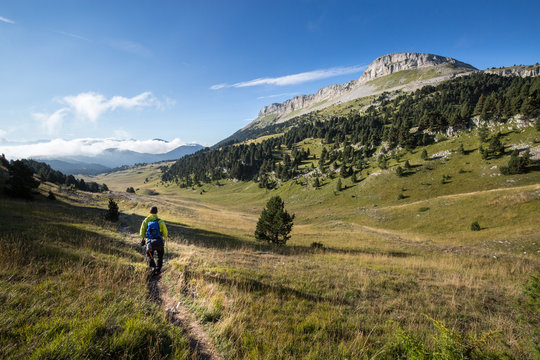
<box><xmin>146</xmin><ymin>219</ymin><xmax>162</xmax><ymax>240</ymax></box>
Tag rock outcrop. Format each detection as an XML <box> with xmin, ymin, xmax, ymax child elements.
<box><xmin>253</xmin><ymin>52</ymin><xmax>476</xmax><ymax>127</ymax></box>
<box><xmin>483</xmin><ymin>64</ymin><xmax>540</xmax><ymax>77</ymax></box>
<box><xmin>248</xmin><ymin>53</ymin><xmax>539</xmax><ymax>132</ymax></box>
<box><xmin>358</xmin><ymin>53</ymin><xmax>476</xmax><ymax>82</ymax></box>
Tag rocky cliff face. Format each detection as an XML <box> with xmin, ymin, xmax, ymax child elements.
<box><xmin>358</xmin><ymin>53</ymin><xmax>476</xmax><ymax>82</ymax></box>
<box><xmin>483</xmin><ymin>65</ymin><xmax>540</xmax><ymax>77</ymax></box>
<box><xmin>254</xmin><ymin>52</ymin><xmax>476</xmax><ymax>125</ymax></box>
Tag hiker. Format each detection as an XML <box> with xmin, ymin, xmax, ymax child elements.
<box><xmin>140</xmin><ymin>206</ymin><xmax>168</xmax><ymax>274</ymax></box>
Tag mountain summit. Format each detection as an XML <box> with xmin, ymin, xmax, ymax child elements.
<box><xmin>248</xmin><ymin>52</ymin><xmax>477</xmax><ymax>130</ymax></box>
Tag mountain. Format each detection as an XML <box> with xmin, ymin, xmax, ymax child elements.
<box><xmin>38</xmin><ymin>144</ymin><xmax>204</xmax><ymax>175</ymax></box>
<box><xmin>247</xmin><ymin>53</ymin><xmax>477</xmax><ymax>130</ymax></box>
<box><xmin>218</xmin><ymin>53</ymin><xmax>539</xmax><ymax>147</ymax></box>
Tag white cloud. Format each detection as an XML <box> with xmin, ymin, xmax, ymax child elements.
<box><xmin>211</xmin><ymin>65</ymin><xmax>367</xmax><ymax>90</ymax></box>
<box><xmin>0</xmin><ymin>16</ymin><xmax>15</xmax><ymax>24</ymax></box>
<box><xmin>0</xmin><ymin>138</ymin><xmax>187</xmax><ymax>159</ymax></box>
<box><xmin>63</xmin><ymin>91</ymin><xmax>156</xmax><ymax>122</ymax></box>
<box><xmin>33</xmin><ymin>108</ymin><xmax>69</xmax><ymax>134</ymax></box>
<box><xmin>210</xmin><ymin>83</ymin><xmax>227</xmax><ymax>90</ymax></box>
<box><xmin>257</xmin><ymin>92</ymin><xmax>300</xmax><ymax>100</ymax></box>
<box><xmin>55</xmin><ymin>30</ymin><xmax>90</xmax><ymax>41</ymax></box>
<box><xmin>106</xmin><ymin>39</ymin><xmax>152</xmax><ymax>57</ymax></box>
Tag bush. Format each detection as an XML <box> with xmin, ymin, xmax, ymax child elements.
<box><xmin>392</xmin><ymin>315</ymin><xmax>500</xmax><ymax>359</ymax></box>
<box><xmin>310</xmin><ymin>242</ymin><xmax>324</xmax><ymax>249</ymax></box>
<box><xmin>471</xmin><ymin>221</ymin><xmax>481</xmax><ymax>231</ymax></box>
<box><xmin>397</xmin><ymin>193</ymin><xmax>406</xmax><ymax>200</ymax></box>
<box><xmin>418</xmin><ymin>207</ymin><xmax>430</xmax><ymax>212</ymax></box>
<box><xmin>421</xmin><ymin>149</ymin><xmax>428</xmax><ymax>160</ymax></box>
<box><xmin>395</xmin><ymin>166</ymin><xmax>404</xmax><ymax>177</ymax></box>
<box><xmin>500</xmin><ymin>149</ymin><xmax>530</xmax><ymax>175</ymax></box>
<box><xmin>126</xmin><ymin>186</ymin><xmax>135</xmax><ymax>193</ymax></box>
<box><xmin>47</xmin><ymin>190</ymin><xmax>56</xmax><ymax>200</ymax></box>
<box><xmin>105</xmin><ymin>198</ymin><xmax>119</xmax><ymax>222</ymax></box>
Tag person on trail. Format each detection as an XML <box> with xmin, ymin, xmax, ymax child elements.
<box><xmin>139</xmin><ymin>206</ymin><xmax>168</xmax><ymax>275</ymax></box>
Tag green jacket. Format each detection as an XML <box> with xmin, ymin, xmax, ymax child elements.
<box><xmin>139</xmin><ymin>214</ymin><xmax>168</xmax><ymax>239</ymax></box>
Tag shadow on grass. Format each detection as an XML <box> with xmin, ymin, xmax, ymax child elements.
<box><xmin>183</xmin><ymin>268</ymin><xmax>353</xmax><ymax>305</ymax></box>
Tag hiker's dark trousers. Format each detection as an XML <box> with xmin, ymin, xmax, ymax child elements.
<box><xmin>146</xmin><ymin>238</ymin><xmax>164</xmax><ymax>271</ymax></box>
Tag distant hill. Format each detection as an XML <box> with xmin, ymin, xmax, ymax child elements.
<box><xmin>37</xmin><ymin>144</ymin><xmax>204</xmax><ymax>175</ymax></box>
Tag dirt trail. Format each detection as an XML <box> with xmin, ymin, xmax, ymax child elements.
<box><xmin>147</xmin><ymin>274</ymin><xmax>223</xmax><ymax>360</ymax></box>
<box><xmin>120</xmin><ymin>225</ymin><xmax>222</xmax><ymax>360</ymax></box>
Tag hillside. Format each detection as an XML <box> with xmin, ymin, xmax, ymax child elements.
<box><xmin>3</xmin><ymin>55</ymin><xmax>540</xmax><ymax>359</ymax></box>
<box><xmin>88</xmin><ymin>117</ymin><xmax>540</xmax><ymax>358</ymax></box>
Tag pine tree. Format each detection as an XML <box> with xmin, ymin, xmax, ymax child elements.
<box><xmin>421</xmin><ymin>149</ymin><xmax>428</xmax><ymax>160</ymax></box>
<box><xmin>395</xmin><ymin>166</ymin><xmax>404</xmax><ymax>177</ymax></box>
<box><xmin>105</xmin><ymin>198</ymin><xmax>119</xmax><ymax>222</ymax></box>
<box><xmin>336</xmin><ymin>178</ymin><xmax>342</xmax><ymax>192</ymax></box>
<box><xmin>488</xmin><ymin>133</ymin><xmax>505</xmax><ymax>158</ymax></box>
<box><xmin>4</xmin><ymin>160</ymin><xmax>39</xmax><ymax>199</ymax></box>
<box><xmin>478</xmin><ymin>124</ymin><xmax>489</xmax><ymax>143</ymax></box>
<box><xmin>254</xmin><ymin>196</ymin><xmax>294</xmax><ymax>245</ymax></box>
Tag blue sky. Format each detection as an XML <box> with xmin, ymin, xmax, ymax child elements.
<box><xmin>0</xmin><ymin>0</ymin><xmax>539</xmax><ymax>157</ymax></box>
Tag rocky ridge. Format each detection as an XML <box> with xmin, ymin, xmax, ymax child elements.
<box><xmin>483</xmin><ymin>64</ymin><xmax>540</xmax><ymax>78</ymax></box>
<box><xmin>252</xmin><ymin>53</ymin><xmax>477</xmax><ymax>129</ymax></box>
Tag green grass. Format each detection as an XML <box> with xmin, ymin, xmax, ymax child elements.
<box><xmin>65</xmin><ymin>122</ymin><xmax>540</xmax><ymax>358</ymax></box>
<box><xmin>0</xmin><ymin>193</ymin><xmax>191</xmax><ymax>359</ymax></box>
<box><xmin>366</xmin><ymin>65</ymin><xmax>470</xmax><ymax>91</ymax></box>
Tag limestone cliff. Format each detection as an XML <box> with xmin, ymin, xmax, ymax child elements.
<box><xmin>358</xmin><ymin>53</ymin><xmax>476</xmax><ymax>82</ymax></box>
<box><xmin>251</xmin><ymin>52</ymin><xmax>476</xmax><ymax>129</ymax></box>
<box><xmin>483</xmin><ymin>64</ymin><xmax>540</xmax><ymax>77</ymax></box>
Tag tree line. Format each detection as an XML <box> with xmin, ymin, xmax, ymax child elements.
<box><xmin>1</xmin><ymin>155</ymin><xmax>109</xmax><ymax>198</ymax></box>
<box><xmin>163</xmin><ymin>73</ymin><xmax>540</xmax><ymax>186</ymax></box>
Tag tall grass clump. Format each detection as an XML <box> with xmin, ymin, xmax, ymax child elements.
<box><xmin>391</xmin><ymin>316</ymin><xmax>500</xmax><ymax>359</ymax></box>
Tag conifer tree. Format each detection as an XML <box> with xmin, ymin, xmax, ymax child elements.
<box><xmin>254</xmin><ymin>196</ymin><xmax>295</xmax><ymax>245</ymax></box>
<box><xmin>336</xmin><ymin>178</ymin><xmax>342</xmax><ymax>192</ymax></box>
<box><xmin>105</xmin><ymin>198</ymin><xmax>119</xmax><ymax>222</ymax></box>
<box><xmin>4</xmin><ymin>160</ymin><xmax>39</xmax><ymax>199</ymax></box>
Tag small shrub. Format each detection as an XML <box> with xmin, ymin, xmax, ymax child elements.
<box><xmin>47</xmin><ymin>190</ymin><xmax>56</xmax><ymax>200</ymax></box>
<box><xmin>310</xmin><ymin>242</ymin><xmax>324</xmax><ymax>249</ymax></box>
<box><xmin>397</xmin><ymin>193</ymin><xmax>406</xmax><ymax>200</ymax></box>
<box><xmin>105</xmin><ymin>198</ymin><xmax>119</xmax><ymax>222</ymax></box>
<box><xmin>471</xmin><ymin>221</ymin><xmax>481</xmax><ymax>231</ymax></box>
<box><xmin>418</xmin><ymin>207</ymin><xmax>430</xmax><ymax>212</ymax></box>
<box><xmin>421</xmin><ymin>149</ymin><xmax>428</xmax><ymax>160</ymax></box>
<box><xmin>126</xmin><ymin>186</ymin><xmax>135</xmax><ymax>193</ymax></box>
<box><xmin>392</xmin><ymin>315</ymin><xmax>500</xmax><ymax>359</ymax></box>
<box><xmin>395</xmin><ymin>166</ymin><xmax>404</xmax><ymax>177</ymax></box>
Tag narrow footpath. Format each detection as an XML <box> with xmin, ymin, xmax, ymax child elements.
<box><xmin>121</xmin><ymin>224</ymin><xmax>223</xmax><ymax>360</ymax></box>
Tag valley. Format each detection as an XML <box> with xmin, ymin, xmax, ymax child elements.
<box><xmin>2</xmin><ymin>52</ymin><xmax>539</xmax><ymax>359</ymax></box>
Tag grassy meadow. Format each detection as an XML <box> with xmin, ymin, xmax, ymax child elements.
<box><xmin>0</xmin><ymin>187</ymin><xmax>192</xmax><ymax>359</ymax></box>
<box><xmin>74</xmin><ymin>123</ymin><xmax>540</xmax><ymax>358</ymax></box>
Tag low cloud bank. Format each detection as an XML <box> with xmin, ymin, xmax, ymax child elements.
<box><xmin>0</xmin><ymin>137</ymin><xmax>188</xmax><ymax>160</ymax></box>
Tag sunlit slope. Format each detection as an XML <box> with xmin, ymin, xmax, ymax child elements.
<box><xmin>90</xmin><ymin>124</ymin><xmax>540</xmax><ymax>256</ymax></box>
